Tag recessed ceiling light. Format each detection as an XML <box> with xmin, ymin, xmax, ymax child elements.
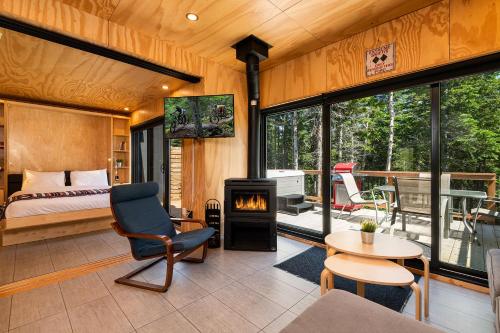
<box><xmin>123</xmin><ymin>107</ymin><xmax>130</xmax><ymax>111</ymax></box>
<box><xmin>162</xmin><ymin>84</ymin><xmax>169</xmax><ymax>90</ymax></box>
<box><xmin>186</xmin><ymin>13</ymin><xmax>198</xmax><ymax>21</ymax></box>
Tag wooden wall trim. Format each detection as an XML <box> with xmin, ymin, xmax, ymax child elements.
<box><xmin>260</xmin><ymin>0</ymin><xmax>500</xmax><ymax>108</ymax></box>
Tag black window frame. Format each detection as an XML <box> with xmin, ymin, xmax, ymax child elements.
<box><xmin>261</xmin><ymin>51</ymin><xmax>500</xmax><ymax>286</ymax></box>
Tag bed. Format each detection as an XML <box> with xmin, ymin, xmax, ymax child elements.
<box><xmin>0</xmin><ymin>171</ymin><xmax>114</xmax><ymax>246</ymax></box>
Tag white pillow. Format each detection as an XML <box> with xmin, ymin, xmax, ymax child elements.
<box><xmin>70</xmin><ymin>169</ymin><xmax>108</xmax><ymax>187</ymax></box>
<box><xmin>22</xmin><ymin>170</ymin><xmax>66</xmax><ymax>191</ymax></box>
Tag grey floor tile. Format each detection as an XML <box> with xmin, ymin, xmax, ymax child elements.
<box><xmin>180</xmin><ymin>295</ymin><xmax>259</xmax><ymax>333</ymax></box>
<box><xmin>137</xmin><ymin>311</ymin><xmax>198</xmax><ymax>333</ymax></box>
<box><xmin>10</xmin><ymin>284</ymin><xmax>66</xmax><ymax>329</ymax></box>
<box><xmin>262</xmin><ymin>311</ymin><xmax>297</xmax><ymax>333</ymax></box>
<box><xmin>112</xmin><ymin>286</ymin><xmax>175</xmax><ymax>329</ymax></box>
<box><xmin>241</xmin><ymin>271</ymin><xmax>307</xmax><ymax>308</ymax></box>
<box><xmin>68</xmin><ymin>295</ymin><xmax>134</xmax><ymax>333</ymax></box>
<box><xmin>213</xmin><ymin>282</ymin><xmax>287</xmax><ymax>329</ymax></box>
<box><xmin>60</xmin><ymin>272</ymin><xmax>110</xmax><ymax>308</ymax></box>
<box><xmin>0</xmin><ymin>296</ymin><xmax>11</xmax><ymax>332</ymax></box>
<box><xmin>157</xmin><ymin>271</ymin><xmax>209</xmax><ymax>309</ymax></box>
<box><xmin>9</xmin><ymin>312</ymin><xmax>72</xmax><ymax>333</ymax></box>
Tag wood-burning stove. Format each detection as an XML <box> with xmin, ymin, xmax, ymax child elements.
<box><xmin>224</xmin><ymin>178</ymin><xmax>277</xmax><ymax>251</ymax></box>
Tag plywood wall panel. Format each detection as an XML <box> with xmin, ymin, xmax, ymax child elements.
<box><xmin>260</xmin><ymin>64</ymin><xmax>287</xmax><ymax>108</ymax></box>
<box><xmin>0</xmin><ymin>0</ymin><xmax>108</xmax><ymax>46</ymax></box>
<box><xmin>131</xmin><ymin>60</ymin><xmax>247</xmax><ymax>220</ymax></box>
<box><xmin>284</xmin><ymin>48</ymin><xmax>326</xmax><ymax>105</ymax></box>
<box><xmin>108</xmin><ymin>22</ymin><xmax>159</xmax><ymax>63</ymax></box>
<box><xmin>450</xmin><ymin>0</ymin><xmax>500</xmax><ymax>60</ymax></box>
<box><xmin>201</xmin><ymin>61</ymin><xmax>248</xmax><ymax>219</ymax></box>
<box><xmin>326</xmin><ymin>0</ymin><xmax>449</xmax><ymax>91</ymax></box>
<box><xmin>6</xmin><ymin>102</ymin><xmax>112</xmax><ymax>173</ymax></box>
<box><xmin>60</xmin><ymin>0</ymin><xmax>119</xmax><ymax>19</ymax></box>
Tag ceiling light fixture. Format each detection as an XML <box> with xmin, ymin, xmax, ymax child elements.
<box><xmin>123</xmin><ymin>107</ymin><xmax>130</xmax><ymax>111</ymax></box>
<box><xmin>186</xmin><ymin>13</ymin><xmax>198</xmax><ymax>21</ymax></box>
<box><xmin>162</xmin><ymin>84</ymin><xmax>169</xmax><ymax>90</ymax></box>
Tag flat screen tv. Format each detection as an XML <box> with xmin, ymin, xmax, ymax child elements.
<box><xmin>164</xmin><ymin>94</ymin><xmax>234</xmax><ymax>139</ymax></box>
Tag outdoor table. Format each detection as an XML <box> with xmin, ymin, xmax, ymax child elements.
<box><xmin>374</xmin><ymin>185</ymin><xmax>487</xmax><ymax>234</ymax></box>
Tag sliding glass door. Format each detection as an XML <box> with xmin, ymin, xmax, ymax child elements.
<box><xmin>132</xmin><ymin>120</ymin><xmax>167</xmax><ymax>207</ymax></box>
<box><xmin>264</xmin><ymin>105</ymin><xmax>324</xmax><ymax>239</ymax></box>
<box><xmin>439</xmin><ymin>70</ymin><xmax>500</xmax><ymax>274</ymax></box>
<box><xmin>328</xmin><ymin>85</ymin><xmax>432</xmax><ymax>259</ymax></box>
<box><xmin>262</xmin><ymin>58</ymin><xmax>499</xmax><ymax>283</ymax></box>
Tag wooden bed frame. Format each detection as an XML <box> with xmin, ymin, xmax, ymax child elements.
<box><xmin>0</xmin><ymin>172</ymin><xmax>113</xmax><ymax>246</ymax></box>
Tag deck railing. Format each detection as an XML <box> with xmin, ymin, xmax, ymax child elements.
<box><xmin>301</xmin><ymin>170</ymin><xmax>497</xmax><ymax>205</ymax></box>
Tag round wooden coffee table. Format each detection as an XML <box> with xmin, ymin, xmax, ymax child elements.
<box><xmin>323</xmin><ymin>231</ymin><xmax>429</xmax><ymax>318</ymax></box>
<box><xmin>321</xmin><ymin>253</ymin><xmax>421</xmax><ymax>320</ymax></box>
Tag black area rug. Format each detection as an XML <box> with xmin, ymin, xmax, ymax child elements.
<box><xmin>274</xmin><ymin>246</ymin><xmax>420</xmax><ymax>312</ymax></box>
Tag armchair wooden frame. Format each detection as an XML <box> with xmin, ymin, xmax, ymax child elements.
<box><xmin>110</xmin><ymin>217</ymin><xmax>208</xmax><ymax>292</ymax></box>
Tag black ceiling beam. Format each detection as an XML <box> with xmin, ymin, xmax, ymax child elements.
<box><xmin>0</xmin><ymin>93</ymin><xmax>128</xmax><ymax>116</ymax></box>
<box><xmin>0</xmin><ymin>15</ymin><xmax>201</xmax><ymax>84</ymax></box>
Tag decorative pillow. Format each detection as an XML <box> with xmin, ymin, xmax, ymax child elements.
<box><xmin>70</xmin><ymin>169</ymin><xmax>108</xmax><ymax>187</ymax></box>
<box><xmin>22</xmin><ymin>169</ymin><xmax>66</xmax><ymax>191</ymax></box>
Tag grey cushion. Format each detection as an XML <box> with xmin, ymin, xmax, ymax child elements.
<box><xmin>282</xmin><ymin>289</ymin><xmax>443</xmax><ymax>333</ymax></box>
<box><xmin>487</xmin><ymin>249</ymin><xmax>500</xmax><ymax>312</ymax></box>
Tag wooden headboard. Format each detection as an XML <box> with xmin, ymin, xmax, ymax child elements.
<box><xmin>7</xmin><ymin>171</ymin><xmax>110</xmax><ymax>197</ymax></box>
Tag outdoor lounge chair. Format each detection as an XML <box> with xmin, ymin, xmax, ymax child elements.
<box><xmin>110</xmin><ymin>182</ymin><xmax>215</xmax><ymax>292</ymax></box>
<box><xmin>472</xmin><ymin>197</ymin><xmax>500</xmax><ymax>231</ymax></box>
<box><xmin>392</xmin><ymin>175</ymin><xmax>451</xmax><ymax>233</ymax></box>
<box><xmin>337</xmin><ymin>173</ymin><xmax>388</xmax><ymax>223</ymax></box>
<box><xmin>392</xmin><ymin>177</ymin><xmax>431</xmax><ymax>231</ymax></box>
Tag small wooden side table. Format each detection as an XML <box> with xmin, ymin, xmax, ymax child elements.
<box><xmin>321</xmin><ymin>253</ymin><xmax>422</xmax><ymax>321</ymax></box>
<box><xmin>324</xmin><ymin>231</ymin><xmax>429</xmax><ymax>318</ymax></box>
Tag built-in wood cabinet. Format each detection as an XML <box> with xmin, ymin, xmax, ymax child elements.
<box><xmin>111</xmin><ymin>117</ymin><xmax>131</xmax><ymax>185</ymax></box>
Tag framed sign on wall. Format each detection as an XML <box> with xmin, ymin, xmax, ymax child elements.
<box><xmin>366</xmin><ymin>42</ymin><xmax>395</xmax><ymax>77</ymax></box>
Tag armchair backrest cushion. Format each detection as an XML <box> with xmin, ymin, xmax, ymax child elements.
<box><xmin>111</xmin><ymin>182</ymin><xmax>176</xmax><ymax>258</ymax></box>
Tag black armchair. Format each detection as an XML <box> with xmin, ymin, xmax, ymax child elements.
<box><xmin>110</xmin><ymin>182</ymin><xmax>215</xmax><ymax>292</ymax></box>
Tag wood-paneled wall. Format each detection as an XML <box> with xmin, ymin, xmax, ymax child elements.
<box><xmin>131</xmin><ymin>61</ymin><xmax>248</xmax><ymax>220</ymax></box>
<box><xmin>6</xmin><ymin>102</ymin><xmax>112</xmax><ymax>173</ymax></box>
<box><xmin>260</xmin><ymin>0</ymin><xmax>500</xmax><ymax>108</ymax></box>
<box><xmin>0</xmin><ymin>0</ymin><xmax>248</xmax><ymax>220</ymax></box>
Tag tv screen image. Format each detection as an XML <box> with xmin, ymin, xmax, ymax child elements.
<box><xmin>164</xmin><ymin>94</ymin><xmax>234</xmax><ymax>139</ymax></box>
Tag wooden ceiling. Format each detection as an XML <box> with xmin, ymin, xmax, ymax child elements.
<box><xmin>0</xmin><ymin>28</ymin><xmax>187</xmax><ymax>112</ymax></box>
<box><xmin>59</xmin><ymin>0</ymin><xmax>441</xmax><ymax>70</ymax></box>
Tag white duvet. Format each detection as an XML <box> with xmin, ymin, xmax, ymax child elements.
<box><xmin>5</xmin><ymin>186</ymin><xmax>110</xmax><ymax>218</ymax></box>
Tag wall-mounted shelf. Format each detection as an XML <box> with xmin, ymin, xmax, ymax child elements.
<box><xmin>111</xmin><ymin>117</ymin><xmax>131</xmax><ymax>185</ymax></box>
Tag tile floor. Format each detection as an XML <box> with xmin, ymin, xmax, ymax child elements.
<box><xmin>0</xmin><ymin>236</ymin><xmax>495</xmax><ymax>333</ymax></box>
<box><xmin>0</xmin><ymin>229</ymin><xmax>130</xmax><ymax>285</ymax></box>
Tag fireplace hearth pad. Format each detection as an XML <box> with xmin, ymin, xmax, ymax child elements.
<box><xmin>224</xmin><ymin>178</ymin><xmax>277</xmax><ymax>251</ymax></box>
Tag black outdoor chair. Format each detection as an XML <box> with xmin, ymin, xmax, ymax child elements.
<box><xmin>110</xmin><ymin>182</ymin><xmax>215</xmax><ymax>292</ymax></box>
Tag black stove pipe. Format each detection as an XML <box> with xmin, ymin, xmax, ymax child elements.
<box><xmin>246</xmin><ymin>53</ymin><xmax>260</xmax><ymax>179</ymax></box>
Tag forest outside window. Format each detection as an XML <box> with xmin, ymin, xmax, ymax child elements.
<box><xmin>266</xmin><ymin>105</ymin><xmax>323</xmax><ymax>234</ymax></box>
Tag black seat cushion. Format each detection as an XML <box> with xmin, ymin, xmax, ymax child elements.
<box><xmin>138</xmin><ymin>227</ymin><xmax>215</xmax><ymax>258</ymax></box>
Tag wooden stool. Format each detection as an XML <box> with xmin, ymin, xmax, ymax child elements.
<box><xmin>321</xmin><ymin>253</ymin><xmax>422</xmax><ymax>321</ymax></box>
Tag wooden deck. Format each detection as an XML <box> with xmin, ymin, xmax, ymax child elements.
<box><xmin>277</xmin><ymin>206</ymin><xmax>498</xmax><ymax>272</ymax></box>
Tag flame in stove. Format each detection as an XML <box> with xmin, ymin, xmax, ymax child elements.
<box><xmin>235</xmin><ymin>194</ymin><xmax>267</xmax><ymax>211</ymax></box>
